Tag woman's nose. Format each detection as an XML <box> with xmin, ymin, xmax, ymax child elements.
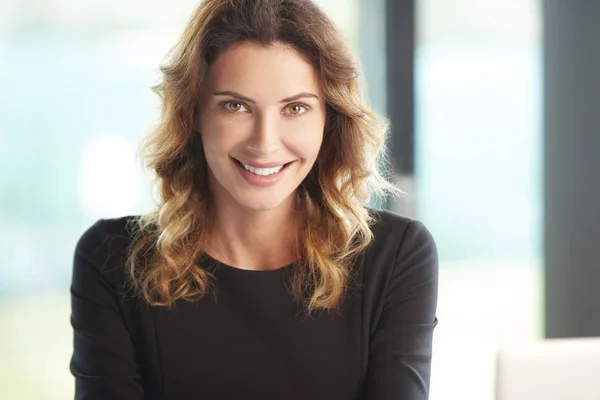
<box><xmin>247</xmin><ymin>112</ymin><xmax>281</xmax><ymax>156</ymax></box>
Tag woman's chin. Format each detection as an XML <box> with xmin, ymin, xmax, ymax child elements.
<box><xmin>232</xmin><ymin>190</ymin><xmax>296</xmax><ymax>213</ymax></box>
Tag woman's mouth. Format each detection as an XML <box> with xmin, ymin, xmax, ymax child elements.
<box><xmin>232</xmin><ymin>158</ymin><xmax>294</xmax><ymax>177</ymax></box>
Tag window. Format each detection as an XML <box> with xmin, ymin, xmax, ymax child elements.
<box><xmin>415</xmin><ymin>1</ymin><xmax>543</xmax><ymax>399</ymax></box>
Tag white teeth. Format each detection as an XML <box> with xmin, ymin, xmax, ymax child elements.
<box><xmin>241</xmin><ymin>162</ymin><xmax>284</xmax><ymax>176</ymax></box>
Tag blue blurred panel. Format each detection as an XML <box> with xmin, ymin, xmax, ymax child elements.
<box><xmin>415</xmin><ymin>40</ymin><xmax>542</xmax><ymax>263</ymax></box>
<box><xmin>0</xmin><ymin>32</ymin><xmax>160</xmax><ymax>297</ymax></box>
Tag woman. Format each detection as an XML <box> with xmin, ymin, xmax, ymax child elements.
<box><xmin>70</xmin><ymin>0</ymin><xmax>439</xmax><ymax>399</ymax></box>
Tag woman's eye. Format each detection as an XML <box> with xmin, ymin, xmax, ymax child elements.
<box><xmin>224</xmin><ymin>102</ymin><xmax>248</xmax><ymax>113</ymax></box>
<box><xmin>285</xmin><ymin>104</ymin><xmax>308</xmax><ymax>116</ymax></box>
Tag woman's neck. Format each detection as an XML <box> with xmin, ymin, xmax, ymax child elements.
<box><xmin>206</xmin><ymin>195</ymin><xmax>300</xmax><ymax>271</ymax></box>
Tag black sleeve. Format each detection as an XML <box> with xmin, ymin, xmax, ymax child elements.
<box><xmin>70</xmin><ymin>220</ymin><xmax>145</xmax><ymax>399</ymax></box>
<box><xmin>362</xmin><ymin>220</ymin><xmax>439</xmax><ymax>399</ymax></box>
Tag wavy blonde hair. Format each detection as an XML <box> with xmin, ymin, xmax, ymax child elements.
<box><xmin>128</xmin><ymin>0</ymin><xmax>400</xmax><ymax>312</ymax></box>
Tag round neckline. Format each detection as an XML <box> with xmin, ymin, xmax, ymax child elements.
<box><xmin>202</xmin><ymin>254</ymin><xmax>294</xmax><ymax>275</ymax></box>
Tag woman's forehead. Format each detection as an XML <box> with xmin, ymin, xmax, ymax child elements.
<box><xmin>205</xmin><ymin>42</ymin><xmax>322</xmax><ymax>102</ymax></box>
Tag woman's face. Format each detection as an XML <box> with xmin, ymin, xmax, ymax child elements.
<box><xmin>198</xmin><ymin>41</ymin><xmax>326</xmax><ymax>212</ymax></box>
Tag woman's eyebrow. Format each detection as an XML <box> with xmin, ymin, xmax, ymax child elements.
<box><xmin>213</xmin><ymin>91</ymin><xmax>319</xmax><ymax>103</ymax></box>
<box><xmin>279</xmin><ymin>92</ymin><xmax>319</xmax><ymax>103</ymax></box>
<box><xmin>213</xmin><ymin>91</ymin><xmax>255</xmax><ymax>103</ymax></box>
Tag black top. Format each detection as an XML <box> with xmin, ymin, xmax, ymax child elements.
<box><xmin>70</xmin><ymin>210</ymin><xmax>438</xmax><ymax>400</ymax></box>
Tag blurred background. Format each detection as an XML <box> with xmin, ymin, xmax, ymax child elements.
<box><xmin>1</xmin><ymin>0</ymin><xmax>598</xmax><ymax>399</ymax></box>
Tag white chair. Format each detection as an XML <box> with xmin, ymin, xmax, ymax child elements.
<box><xmin>495</xmin><ymin>337</ymin><xmax>600</xmax><ymax>400</ymax></box>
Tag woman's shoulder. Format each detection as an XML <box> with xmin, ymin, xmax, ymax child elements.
<box><xmin>76</xmin><ymin>215</ymin><xmax>139</xmax><ymax>253</ymax></box>
<box><xmin>367</xmin><ymin>208</ymin><xmax>435</xmax><ymax>245</ymax></box>
<box><xmin>74</xmin><ymin>215</ymin><xmax>141</xmax><ymax>283</ymax></box>
<box><xmin>363</xmin><ymin>208</ymin><xmax>438</xmax><ymax>276</ymax></box>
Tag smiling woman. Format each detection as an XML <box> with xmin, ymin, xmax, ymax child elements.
<box><xmin>69</xmin><ymin>0</ymin><xmax>439</xmax><ymax>399</ymax></box>
<box><xmin>199</xmin><ymin>42</ymin><xmax>326</xmax><ymax>214</ymax></box>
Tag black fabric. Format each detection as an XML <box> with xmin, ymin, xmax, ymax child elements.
<box><xmin>70</xmin><ymin>209</ymin><xmax>438</xmax><ymax>399</ymax></box>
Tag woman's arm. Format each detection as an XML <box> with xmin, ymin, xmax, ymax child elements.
<box><xmin>361</xmin><ymin>220</ymin><xmax>439</xmax><ymax>399</ymax></box>
<box><xmin>70</xmin><ymin>220</ymin><xmax>145</xmax><ymax>399</ymax></box>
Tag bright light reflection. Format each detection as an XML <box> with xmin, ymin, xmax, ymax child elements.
<box><xmin>79</xmin><ymin>133</ymin><xmax>142</xmax><ymax>220</ymax></box>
